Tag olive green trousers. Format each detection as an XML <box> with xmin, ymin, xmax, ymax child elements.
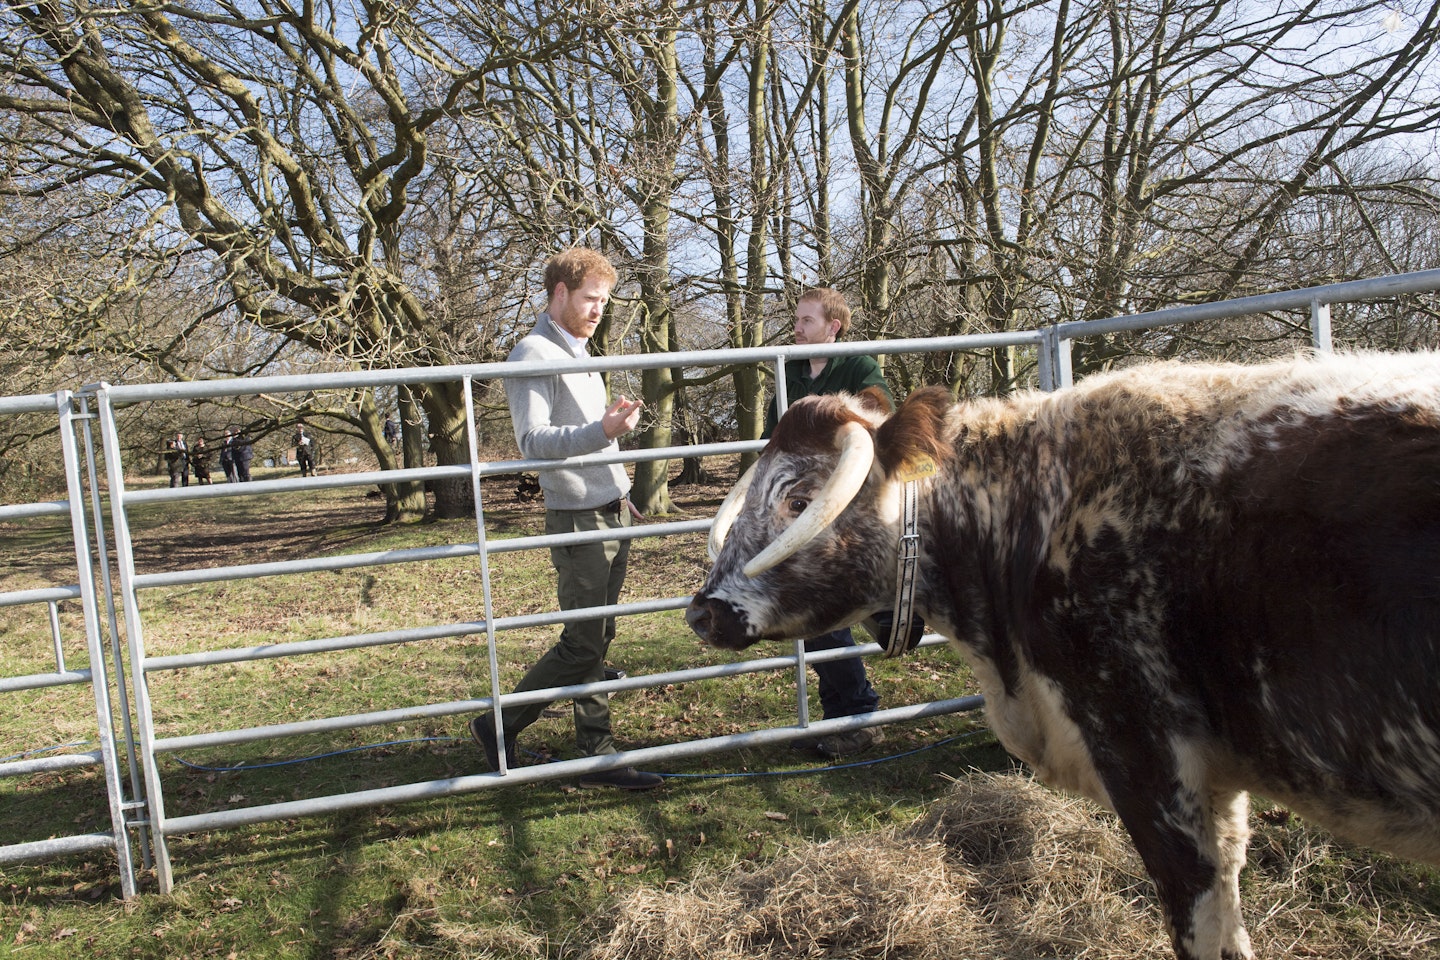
<box><xmin>500</xmin><ymin>503</ymin><xmax>630</xmax><ymax>756</ymax></box>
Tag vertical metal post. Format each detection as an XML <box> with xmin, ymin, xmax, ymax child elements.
<box><xmin>1311</xmin><ymin>299</ymin><xmax>1333</xmax><ymax>353</ymax></box>
<box><xmin>774</xmin><ymin>355</ymin><xmax>790</xmax><ymax>421</ymax></box>
<box><xmin>56</xmin><ymin>391</ymin><xmax>138</xmax><ymax>897</ymax></box>
<box><xmin>94</xmin><ymin>385</ymin><xmax>174</xmax><ymax>892</ymax></box>
<box><xmin>1037</xmin><ymin>329</ymin><xmax>1057</xmax><ymax>391</ymax></box>
<box><xmin>77</xmin><ymin>393</ymin><xmax>149</xmax><ymax>868</ymax></box>
<box><xmin>772</xmin><ymin>357</ymin><xmax>810</xmax><ymax>726</ymax></box>
<box><xmin>462</xmin><ymin>376</ymin><xmax>509</xmax><ymax>774</ymax></box>
<box><xmin>1055</xmin><ymin>334</ymin><xmax>1074</xmax><ymax>388</ymax></box>
<box><xmin>47</xmin><ymin>601</ymin><xmax>65</xmax><ymax>672</ymax></box>
<box><xmin>794</xmin><ymin>638</ymin><xmax>811</xmax><ymax>730</ymax></box>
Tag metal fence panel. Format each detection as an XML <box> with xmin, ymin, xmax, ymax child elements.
<box><xmin>0</xmin><ymin>392</ymin><xmax>139</xmax><ymax>894</ymax></box>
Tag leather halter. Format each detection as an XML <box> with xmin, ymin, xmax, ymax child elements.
<box><xmin>883</xmin><ymin>455</ymin><xmax>933</xmax><ymax>656</ymax></box>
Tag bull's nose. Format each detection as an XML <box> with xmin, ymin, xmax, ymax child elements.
<box><xmin>685</xmin><ymin>599</ymin><xmax>715</xmax><ymax>642</ymax></box>
<box><xmin>686</xmin><ymin>594</ymin><xmax>756</xmax><ymax>650</ymax></box>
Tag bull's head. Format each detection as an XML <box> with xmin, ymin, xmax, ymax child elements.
<box><xmin>688</xmin><ymin>386</ymin><xmax>933</xmax><ymax>650</ymax></box>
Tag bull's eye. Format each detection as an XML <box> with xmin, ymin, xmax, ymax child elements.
<box><xmin>788</xmin><ymin>497</ymin><xmax>809</xmax><ymax>514</ymax></box>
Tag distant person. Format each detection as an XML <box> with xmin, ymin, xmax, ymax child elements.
<box><xmin>190</xmin><ymin>435</ymin><xmax>213</xmax><ymax>485</ymax></box>
<box><xmin>219</xmin><ymin>429</ymin><xmax>239</xmax><ymax>483</ymax></box>
<box><xmin>293</xmin><ymin>422</ymin><xmax>315</xmax><ymax>477</ymax></box>
<box><xmin>232</xmin><ymin>429</ymin><xmax>254</xmax><ymax>481</ymax></box>
<box><xmin>763</xmin><ymin>287</ymin><xmax>891</xmax><ymax>759</ymax></box>
<box><xmin>165</xmin><ymin>432</ymin><xmax>189</xmax><ymax>488</ymax></box>
<box><xmin>163</xmin><ymin>438</ymin><xmax>179</xmax><ymax>485</ymax></box>
<box><xmin>469</xmin><ymin>246</ymin><xmax>660</xmax><ymax>791</ymax></box>
<box><xmin>383</xmin><ymin>416</ymin><xmax>400</xmax><ymax>449</ymax></box>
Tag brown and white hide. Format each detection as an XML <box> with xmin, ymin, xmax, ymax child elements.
<box><xmin>686</xmin><ymin>352</ymin><xmax>1440</xmax><ymax>960</ymax></box>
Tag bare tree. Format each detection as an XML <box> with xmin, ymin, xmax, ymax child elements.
<box><xmin>4</xmin><ymin>0</ymin><xmax>1437</xmax><ymax>506</ymax></box>
<box><xmin>0</xmin><ymin>0</ymin><xmax>579</xmax><ymax>518</ymax></box>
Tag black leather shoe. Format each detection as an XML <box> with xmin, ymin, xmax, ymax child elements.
<box><xmin>469</xmin><ymin>714</ymin><xmax>517</xmax><ymax>772</ymax></box>
<box><xmin>603</xmin><ymin>667</ymin><xmax>627</xmax><ymax>681</ymax></box>
<box><xmin>577</xmin><ymin>765</ymin><xmax>663</xmax><ymax>790</ymax></box>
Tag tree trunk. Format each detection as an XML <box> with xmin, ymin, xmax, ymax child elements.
<box><xmin>388</xmin><ymin>385</ymin><xmax>427</xmax><ymax>522</ymax></box>
<box><xmin>422</xmin><ymin>379</ymin><xmax>473</xmax><ymax>519</ymax></box>
<box><xmin>627</xmin><ymin>16</ymin><xmax>680</xmax><ymax>517</ymax></box>
<box><xmin>737</xmin><ymin>4</ymin><xmax>772</xmax><ymax>467</ymax></box>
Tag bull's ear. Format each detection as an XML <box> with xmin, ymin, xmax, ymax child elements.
<box><xmin>856</xmin><ymin>385</ymin><xmax>895</xmax><ymax>417</ymax></box>
<box><xmin>876</xmin><ymin>387</ymin><xmax>952</xmax><ymax>478</ymax></box>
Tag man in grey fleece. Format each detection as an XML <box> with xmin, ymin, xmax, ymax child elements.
<box><xmin>470</xmin><ymin>247</ymin><xmax>662</xmax><ymax>791</ymax></box>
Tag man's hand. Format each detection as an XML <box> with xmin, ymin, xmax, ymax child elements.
<box><xmin>601</xmin><ymin>395</ymin><xmax>644</xmax><ymax>440</ymax></box>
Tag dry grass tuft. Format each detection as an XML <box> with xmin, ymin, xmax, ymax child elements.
<box><xmin>592</xmin><ymin>837</ymin><xmax>976</xmax><ymax>959</ymax></box>
<box><xmin>586</xmin><ymin>771</ymin><xmax>1440</xmax><ymax>960</ymax></box>
<box><xmin>588</xmin><ymin>771</ymin><xmax>1170</xmax><ymax>959</ymax></box>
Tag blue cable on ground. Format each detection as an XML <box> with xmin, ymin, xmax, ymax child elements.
<box><xmin>0</xmin><ymin>740</ymin><xmax>93</xmax><ymax>763</ymax></box>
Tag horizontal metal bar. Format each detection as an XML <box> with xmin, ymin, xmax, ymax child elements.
<box><xmin>0</xmin><ymin>669</ymin><xmax>92</xmax><ymax>693</ymax></box>
<box><xmin>144</xmin><ymin>595</ymin><xmax>695</xmax><ymax>672</ymax></box>
<box><xmin>81</xmin><ymin>267</ymin><xmax>1440</xmax><ymax>408</ymax></box>
<box><xmin>0</xmin><ymin>585</ymin><xmax>82</xmax><ymax>608</ymax></box>
<box><xmin>123</xmin><ymin>439</ymin><xmax>765</xmax><ymax>508</ymax></box>
<box><xmin>504</xmin><ymin>520</ymin><xmax>709</xmax><ymax>555</ymax></box>
<box><xmin>149</xmin><ymin>634</ymin><xmax>948</xmax><ymax>752</ymax></box>
<box><xmin>0</xmin><ymin>393</ymin><xmax>58</xmax><ymax>416</ymax></box>
<box><xmin>160</xmin><ymin>696</ymin><xmax>985</xmax><ymax>835</ymax></box>
<box><xmin>130</xmin><ymin>519</ymin><xmax>711</xmax><ymax>590</ymax></box>
<box><xmin>503</xmin><ymin>439</ymin><xmax>765</xmax><ymax>477</ymax></box>
<box><xmin>1055</xmin><ymin>268</ymin><xmax>1440</xmax><ymax>340</ymax></box>
<box><xmin>0</xmin><ymin>750</ymin><xmax>102</xmax><ymax>778</ymax></box>
<box><xmin>132</xmin><ymin>541</ymin><xmax>478</xmax><ymax>589</ymax></box>
<box><xmin>122</xmin><ymin>465</ymin><xmax>466</xmax><ymax>505</ymax></box>
<box><xmin>0</xmin><ymin>500</ymin><xmax>69</xmax><ymax>521</ymax></box>
<box><xmin>144</xmin><ymin>621</ymin><xmax>488</xmax><ymax>671</ymax></box>
<box><xmin>0</xmin><ymin>833</ymin><xmax>116</xmax><ymax>866</ymax></box>
<box><xmin>488</xmin><ymin>595</ymin><xmax>691</xmax><ymax>633</ymax></box>
<box><xmin>86</xmin><ymin>326</ymin><xmax>1044</xmax><ymax>403</ymax></box>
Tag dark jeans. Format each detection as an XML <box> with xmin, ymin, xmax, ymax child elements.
<box><xmin>805</xmin><ymin>627</ymin><xmax>880</xmax><ymax>718</ymax></box>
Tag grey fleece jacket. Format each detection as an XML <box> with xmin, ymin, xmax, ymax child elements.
<box><xmin>505</xmin><ymin>312</ymin><xmax>631</xmax><ymax>511</ymax></box>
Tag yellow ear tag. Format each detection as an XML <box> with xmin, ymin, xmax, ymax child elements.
<box><xmin>895</xmin><ymin>456</ymin><xmax>937</xmax><ymax>483</ymax></box>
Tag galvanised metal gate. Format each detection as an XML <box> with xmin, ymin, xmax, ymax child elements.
<box><xmin>2</xmin><ymin>268</ymin><xmax>1436</xmax><ymax>896</ymax></box>
<box><xmin>0</xmin><ymin>391</ymin><xmax>141</xmax><ymax>896</ymax></box>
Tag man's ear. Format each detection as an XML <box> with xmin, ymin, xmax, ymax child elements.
<box><xmin>856</xmin><ymin>385</ymin><xmax>894</xmax><ymax>417</ymax></box>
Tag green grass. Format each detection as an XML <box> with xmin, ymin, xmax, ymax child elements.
<box><xmin>0</xmin><ymin>472</ymin><xmax>1000</xmax><ymax>958</ymax></box>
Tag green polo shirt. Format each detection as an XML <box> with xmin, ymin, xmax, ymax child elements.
<box><xmin>762</xmin><ymin>353</ymin><xmax>892</xmax><ymax>439</ymax></box>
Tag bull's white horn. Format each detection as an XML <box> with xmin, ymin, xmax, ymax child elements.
<box><xmin>742</xmin><ymin>421</ymin><xmax>875</xmax><ymax>578</ymax></box>
<box><xmin>708</xmin><ymin>460</ymin><xmax>758</xmax><ymax>561</ymax></box>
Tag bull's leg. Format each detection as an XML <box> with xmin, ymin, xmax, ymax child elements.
<box><xmin>1101</xmin><ymin>760</ymin><xmax>1254</xmax><ymax>960</ymax></box>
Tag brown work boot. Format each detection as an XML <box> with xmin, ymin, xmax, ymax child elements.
<box><xmin>814</xmin><ymin>726</ymin><xmax>885</xmax><ymax>759</ymax></box>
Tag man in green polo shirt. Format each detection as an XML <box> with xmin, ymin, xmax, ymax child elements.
<box><xmin>762</xmin><ymin>287</ymin><xmax>891</xmax><ymax>758</ymax></box>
